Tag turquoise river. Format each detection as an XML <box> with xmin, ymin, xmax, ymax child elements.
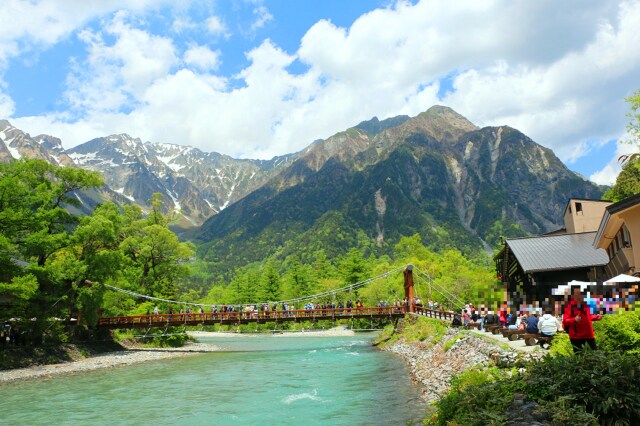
<box><xmin>0</xmin><ymin>334</ymin><xmax>425</xmax><ymax>425</ymax></box>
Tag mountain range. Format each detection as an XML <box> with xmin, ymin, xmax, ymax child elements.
<box><xmin>0</xmin><ymin>119</ymin><xmax>293</xmax><ymax>226</ymax></box>
<box><xmin>0</xmin><ymin>107</ymin><xmax>605</xmax><ymax>272</ymax></box>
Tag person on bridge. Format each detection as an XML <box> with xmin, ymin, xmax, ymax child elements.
<box><xmin>153</xmin><ymin>306</ymin><xmax>159</xmax><ymax>315</ymax></box>
<box><xmin>563</xmin><ymin>288</ymin><xmax>602</xmax><ymax>352</ymax></box>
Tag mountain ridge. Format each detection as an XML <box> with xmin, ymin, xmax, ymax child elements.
<box><xmin>1</xmin><ymin>107</ymin><xmax>605</xmax><ymax>268</ymax></box>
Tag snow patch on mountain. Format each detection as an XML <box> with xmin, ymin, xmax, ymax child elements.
<box><xmin>6</xmin><ymin>141</ymin><xmax>22</xmax><ymax>159</ymax></box>
<box><xmin>69</xmin><ymin>151</ymin><xmax>98</xmax><ymax>165</ymax></box>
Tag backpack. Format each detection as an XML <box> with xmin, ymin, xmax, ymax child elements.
<box><xmin>452</xmin><ymin>315</ymin><xmax>462</xmax><ymax>326</ymax></box>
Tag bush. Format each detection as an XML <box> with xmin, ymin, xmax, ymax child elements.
<box><xmin>524</xmin><ymin>351</ymin><xmax>640</xmax><ymax>425</ymax></box>
<box><xmin>549</xmin><ymin>333</ymin><xmax>573</xmax><ymax>357</ymax></box>
<box><xmin>430</xmin><ymin>351</ymin><xmax>640</xmax><ymax>425</ymax></box>
<box><xmin>428</xmin><ymin>367</ymin><xmax>520</xmax><ymax>426</ymax></box>
<box><xmin>538</xmin><ymin>398</ymin><xmax>599</xmax><ymax>426</ymax></box>
<box><xmin>593</xmin><ymin>310</ymin><xmax>640</xmax><ymax>355</ymax></box>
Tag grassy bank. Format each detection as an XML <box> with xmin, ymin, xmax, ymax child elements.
<box><xmin>378</xmin><ymin>312</ymin><xmax>640</xmax><ymax>425</ymax></box>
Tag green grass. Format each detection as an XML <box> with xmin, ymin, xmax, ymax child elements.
<box><xmin>442</xmin><ymin>333</ymin><xmax>463</xmax><ymax>351</ymax></box>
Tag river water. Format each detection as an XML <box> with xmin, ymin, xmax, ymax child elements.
<box><xmin>0</xmin><ymin>334</ymin><xmax>425</xmax><ymax>425</ymax></box>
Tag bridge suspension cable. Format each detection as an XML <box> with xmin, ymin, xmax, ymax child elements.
<box><xmin>412</xmin><ymin>266</ymin><xmax>466</xmax><ymax>311</ymax></box>
<box><xmin>102</xmin><ymin>265</ymin><xmax>407</xmax><ymax>308</ymax></box>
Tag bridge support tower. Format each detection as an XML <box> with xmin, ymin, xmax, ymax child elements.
<box><xmin>403</xmin><ymin>265</ymin><xmax>415</xmax><ymax>313</ymax></box>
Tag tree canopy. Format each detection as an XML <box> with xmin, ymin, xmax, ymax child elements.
<box><xmin>0</xmin><ymin>159</ymin><xmax>194</xmax><ymax>343</ymax></box>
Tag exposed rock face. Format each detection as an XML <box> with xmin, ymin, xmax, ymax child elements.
<box><xmin>0</xmin><ymin>120</ymin><xmax>75</xmax><ymax>167</ymax></box>
<box><xmin>1</xmin><ymin>105</ymin><xmax>605</xmax><ymax>242</ymax></box>
<box><xmin>196</xmin><ymin>106</ymin><xmax>604</xmax><ymax>270</ymax></box>
<box><xmin>0</xmin><ymin>124</ymin><xmax>294</xmax><ymax>225</ymax></box>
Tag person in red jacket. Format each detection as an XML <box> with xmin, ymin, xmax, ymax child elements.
<box><xmin>563</xmin><ymin>287</ymin><xmax>602</xmax><ymax>352</ymax></box>
<box><xmin>498</xmin><ymin>308</ymin><xmax>507</xmax><ymax>328</ymax></box>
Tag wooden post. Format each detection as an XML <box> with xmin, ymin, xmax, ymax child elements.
<box><xmin>403</xmin><ymin>265</ymin><xmax>415</xmax><ymax>313</ymax></box>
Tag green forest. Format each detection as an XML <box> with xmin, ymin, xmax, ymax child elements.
<box><xmin>0</xmin><ymin>158</ymin><xmax>500</xmax><ymax>346</ymax></box>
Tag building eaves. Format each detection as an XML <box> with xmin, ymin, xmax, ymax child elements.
<box><xmin>606</xmin><ymin>192</ymin><xmax>640</xmax><ymax>216</ymax></box>
<box><xmin>506</xmin><ymin>232</ymin><xmax>608</xmax><ymax>273</ymax></box>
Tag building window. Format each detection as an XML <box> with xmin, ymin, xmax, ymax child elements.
<box><xmin>617</xmin><ymin>231</ymin><xmax>624</xmax><ymax>251</ymax></box>
<box><xmin>575</xmin><ymin>202</ymin><xmax>583</xmax><ymax>215</ymax></box>
<box><xmin>623</xmin><ymin>225</ymin><xmax>632</xmax><ymax>248</ymax></box>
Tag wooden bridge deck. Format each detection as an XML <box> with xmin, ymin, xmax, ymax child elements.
<box><xmin>98</xmin><ymin>306</ymin><xmax>409</xmax><ymax>329</ymax></box>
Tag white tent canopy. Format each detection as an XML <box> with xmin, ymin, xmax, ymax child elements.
<box><xmin>605</xmin><ymin>274</ymin><xmax>640</xmax><ymax>283</ymax></box>
<box><xmin>552</xmin><ymin>280</ymin><xmax>593</xmax><ymax>296</ymax></box>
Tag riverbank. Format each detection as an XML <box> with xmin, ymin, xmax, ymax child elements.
<box><xmin>378</xmin><ymin>319</ymin><xmax>543</xmax><ymax>402</ymax></box>
<box><xmin>0</xmin><ymin>327</ymin><xmax>361</xmax><ymax>384</ymax></box>
<box><xmin>0</xmin><ymin>342</ymin><xmax>220</xmax><ymax>384</ymax></box>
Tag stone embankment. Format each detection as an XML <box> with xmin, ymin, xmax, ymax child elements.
<box><xmin>382</xmin><ymin>327</ymin><xmax>543</xmax><ymax>402</ymax></box>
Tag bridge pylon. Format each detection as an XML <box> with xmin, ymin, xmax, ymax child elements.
<box><xmin>403</xmin><ymin>265</ymin><xmax>415</xmax><ymax>313</ymax></box>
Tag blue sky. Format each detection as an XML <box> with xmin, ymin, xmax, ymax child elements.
<box><xmin>1</xmin><ymin>0</ymin><xmax>639</xmax><ymax>184</ymax></box>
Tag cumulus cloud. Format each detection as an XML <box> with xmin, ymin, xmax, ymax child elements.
<box><xmin>6</xmin><ymin>0</ymin><xmax>640</xmax><ymax>180</ymax></box>
<box><xmin>590</xmin><ymin>135</ymin><xmax>640</xmax><ymax>185</ymax></box>
<box><xmin>0</xmin><ymin>90</ymin><xmax>15</xmax><ymax>118</ymax></box>
<box><xmin>65</xmin><ymin>11</ymin><xmax>178</xmax><ymax>113</ymax></box>
<box><xmin>0</xmin><ymin>0</ymin><xmax>168</xmax><ymax>66</ymax></box>
<box><xmin>205</xmin><ymin>15</ymin><xmax>227</xmax><ymax>35</ymax></box>
<box><xmin>183</xmin><ymin>45</ymin><xmax>220</xmax><ymax>71</ymax></box>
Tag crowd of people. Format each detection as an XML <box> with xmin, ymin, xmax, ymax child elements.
<box><xmin>450</xmin><ymin>287</ymin><xmax>604</xmax><ymax>352</ymax></box>
<box><xmin>146</xmin><ymin>299</ymin><xmax>408</xmax><ymax>322</ymax></box>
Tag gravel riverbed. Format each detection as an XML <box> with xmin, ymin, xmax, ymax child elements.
<box><xmin>0</xmin><ymin>342</ymin><xmax>220</xmax><ymax>384</ymax></box>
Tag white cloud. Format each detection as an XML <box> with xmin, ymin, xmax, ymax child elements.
<box><xmin>205</xmin><ymin>15</ymin><xmax>227</xmax><ymax>35</ymax></box>
<box><xmin>64</xmin><ymin>11</ymin><xmax>178</xmax><ymax>113</ymax></box>
<box><xmin>251</xmin><ymin>6</ymin><xmax>273</xmax><ymax>31</ymax></box>
<box><xmin>590</xmin><ymin>135</ymin><xmax>640</xmax><ymax>185</ymax></box>
<box><xmin>6</xmin><ymin>0</ymin><xmax>640</xmax><ymax>182</ymax></box>
<box><xmin>0</xmin><ymin>90</ymin><xmax>15</xmax><ymax>118</ymax></box>
<box><xmin>171</xmin><ymin>17</ymin><xmax>197</xmax><ymax>33</ymax></box>
<box><xmin>0</xmin><ymin>0</ymin><xmax>167</xmax><ymax>66</ymax></box>
<box><xmin>183</xmin><ymin>45</ymin><xmax>220</xmax><ymax>71</ymax></box>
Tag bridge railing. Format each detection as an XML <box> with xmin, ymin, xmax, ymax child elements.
<box><xmin>98</xmin><ymin>306</ymin><xmax>407</xmax><ymax>327</ymax></box>
<box><xmin>411</xmin><ymin>305</ymin><xmax>455</xmax><ymax>322</ymax></box>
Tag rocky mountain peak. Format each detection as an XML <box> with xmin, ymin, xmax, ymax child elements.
<box><xmin>354</xmin><ymin>115</ymin><xmax>411</xmax><ymax>137</ymax></box>
<box><xmin>34</xmin><ymin>134</ymin><xmax>64</xmax><ymax>152</ymax></box>
<box><xmin>398</xmin><ymin>105</ymin><xmax>479</xmax><ymax>142</ymax></box>
<box><xmin>0</xmin><ymin>119</ymin><xmax>13</xmax><ymax>132</ymax></box>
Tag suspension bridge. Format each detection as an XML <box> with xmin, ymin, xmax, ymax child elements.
<box><xmin>97</xmin><ymin>265</ymin><xmax>461</xmax><ymax>329</ymax></box>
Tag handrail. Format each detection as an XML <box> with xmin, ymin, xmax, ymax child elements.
<box><xmin>411</xmin><ymin>305</ymin><xmax>456</xmax><ymax>321</ymax></box>
<box><xmin>98</xmin><ymin>306</ymin><xmax>407</xmax><ymax>327</ymax></box>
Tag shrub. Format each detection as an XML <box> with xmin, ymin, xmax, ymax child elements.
<box><xmin>593</xmin><ymin>310</ymin><xmax>640</xmax><ymax>355</ymax></box>
<box><xmin>428</xmin><ymin>367</ymin><xmax>520</xmax><ymax>426</ymax></box>
<box><xmin>549</xmin><ymin>333</ymin><xmax>573</xmax><ymax>357</ymax></box>
<box><xmin>538</xmin><ymin>398</ymin><xmax>599</xmax><ymax>426</ymax></box>
<box><xmin>524</xmin><ymin>351</ymin><xmax>640</xmax><ymax>425</ymax></box>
